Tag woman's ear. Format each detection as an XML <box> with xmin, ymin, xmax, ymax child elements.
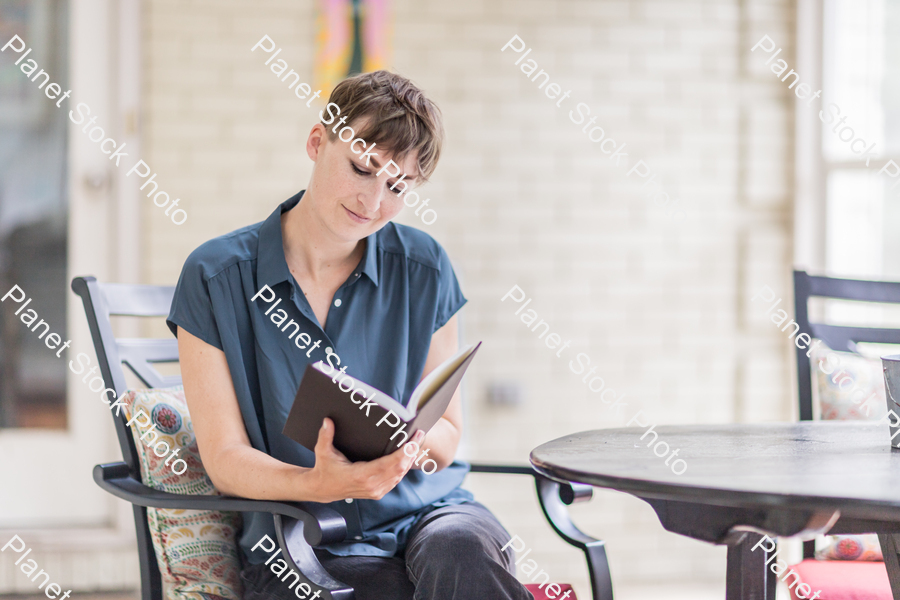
<box><xmin>306</xmin><ymin>124</ymin><xmax>327</xmax><ymax>161</ymax></box>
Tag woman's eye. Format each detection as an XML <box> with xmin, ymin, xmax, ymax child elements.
<box><xmin>352</xmin><ymin>163</ymin><xmax>368</xmax><ymax>176</ymax></box>
<box><xmin>388</xmin><ymin>183</ymin><xmax>403</xmax><ymax>195</ymax></box>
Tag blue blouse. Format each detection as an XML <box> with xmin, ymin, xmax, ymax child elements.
<box><xmin>166</xmin><ymin>190</ymin><xmax>472</xmax><ymax>564</ymax></box>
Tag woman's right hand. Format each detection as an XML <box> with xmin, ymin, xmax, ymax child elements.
<box><xmin>305</xmin><ymin>418</ymin><xmax>424</xmax><ymax>503</ymax></box>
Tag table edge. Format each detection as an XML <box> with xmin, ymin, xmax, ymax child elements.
<box><xmin>529</xmin><ymin>454</ymin><xmax>900</xmax><ymax>522</ymax></box>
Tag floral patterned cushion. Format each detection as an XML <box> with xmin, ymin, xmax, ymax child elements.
<box><xmin>809</xmin><ymin>343</ymin><xmax>886</xmax><ymax>421</ymax></box>
<box><xmin>809</xmin><ymin>344</ymin><xmax>887</xmax><ymax>563</ymax></box>
<box><xmin>816</xmin><ymin>535</ymin><xmax>883</xmax><ymax>561</ymax></box>
<box><xmin>121</xmin><ymin>386</ymin><xmax>243</xmax><ymax>600</ymax></box>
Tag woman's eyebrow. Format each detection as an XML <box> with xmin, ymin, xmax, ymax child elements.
<box><xmin>365</xmin><ymin>154</ymin><xmax>408</xmax><ymax>176</ymax></box>
<box><xmin>358</xmin><ymin>151</ymin><xmax>420</xmax><ymax>182</ymax></box>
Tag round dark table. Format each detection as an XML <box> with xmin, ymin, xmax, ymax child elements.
<box><xmin>530</xmin><ymin>421</ymin><xmax>900</xmax><ymax>600</ymax></box>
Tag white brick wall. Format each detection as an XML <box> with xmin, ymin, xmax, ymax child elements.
<box><xmin>142</xmin><ymin>0</ymin><xmax>797</xmax><ymax>595</ymax></box>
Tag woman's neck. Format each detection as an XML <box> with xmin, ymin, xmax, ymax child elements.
<box><xmin>281</xmin><ymin>197</ymin><xmax>364</xmax><ymax>283</ymax></box>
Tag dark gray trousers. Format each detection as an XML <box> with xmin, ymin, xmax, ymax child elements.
<box><xmin>240</xmin><ymin>501</ymin><xmax>533</xmax><ymax>600</ymax></box>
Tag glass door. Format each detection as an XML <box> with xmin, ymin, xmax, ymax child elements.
<box><xmin>0</xmin><ymin>0</ymin><xmax>137</xmax><ymax>544</ymax></box>
<box><xmin>0</xmin><ymin>0</ymin><xmax>68</xmax><ymax>430</ymax></box>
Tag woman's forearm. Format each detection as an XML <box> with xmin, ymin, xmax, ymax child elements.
<box><xmin>206</xmin><ymin>441</ymin><xmax>320</xmax><ymax>501</ymax></box>
<box><xmin>414</xmin><ymin>417</ymin><xmax>461</xmax><ymax>472</ymax></box>
<box><xmin>179</xmin><ymin>327</ymin><xmax>418</xmax><ymax>503</ymax></box>
<box><xmin>207</xmin><ymin>419</ymin><xmax>421</xmax><ymax>503</ymax></box>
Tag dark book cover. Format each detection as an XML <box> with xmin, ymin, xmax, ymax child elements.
<box><xmin>282</xmin><ymin>343</ymin><xmax>480</xmax><ymax>462</ymax></box>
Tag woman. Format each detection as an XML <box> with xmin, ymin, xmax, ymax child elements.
<box><xmin>167</xmin><ymin>70</ymin><xmax>532</xmax><ymax>600</ymax></box>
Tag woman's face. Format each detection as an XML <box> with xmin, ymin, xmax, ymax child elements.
<box><xmin>305</xmin><ymin>122</ymin><xmax>420</xmax><ymax>242</ymax></box>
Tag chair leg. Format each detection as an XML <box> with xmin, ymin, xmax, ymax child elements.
<box><xmin>802</xmin><ymin>540</ymin><xmax>816</xmax><ymax>559</ymax></box>
<box><xmin>134</xmin><ymin>505</ymin><xmax>163</xmax><ymax>600</ymax></box>
<box><xmin>131</xmin><ymin>504</ymin><xmax>163</xmax><ymax>600</ymax></box>
<box><xmin>582</xmin><ymin>541</ymin><xmax>614</xmax><ymax>600</ymax></box>
<box><xmin>533</xmin><ymin>477</ymin><xmax>614</xmax><ymax>600</ymax></box>
<box><xmin>725</xmin><ymin>533</ymin><xmax>777</xmax><ymax>600</ymax></box>
<box><xmin>877</xmin><ymin>534</ymin><xmax>900</xmax><ymax>600</ymax></box>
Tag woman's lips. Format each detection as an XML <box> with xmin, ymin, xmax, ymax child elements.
<box><xmin>343</xmin><ymin>205</ymin><xmax>372</xmax><ymax>224</ymax></box>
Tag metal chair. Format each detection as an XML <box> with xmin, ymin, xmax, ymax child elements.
<box><xmin>792</xmin><ymin>269</ymin><xmax>900</xmax><ymax>595</ymax></box>
<box><xmin>71</xmin><ymin>275</ymin><xmax>615</xmax><ymax>600</ymax></box>
<box><xmin>793</xmin><ymin>269</ymin><xmax>900</xmax><ymax>422</ymax></box>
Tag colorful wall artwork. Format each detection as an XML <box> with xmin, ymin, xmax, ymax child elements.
<box><xmin>314</xmin><ymin>0</ymin><xmax>391</xmax><ymax>97</ymax></box>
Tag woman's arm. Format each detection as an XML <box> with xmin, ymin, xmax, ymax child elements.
<box><xmin>411</xmin><ymin>315</ymin><xmax>465</xmax><ymax>472</ymax></box>
<box><xmin>177</xmin><ymin>326</ymin><xmax>422</xmax><ymax>502</ymax></box>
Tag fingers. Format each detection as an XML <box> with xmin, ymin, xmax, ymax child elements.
<box><xmin>395</xmin><ymin>430</ymin><xmax>426</xmax><ymax>475</ymax></box>
<box><xmin>379</xmin><ymin>430</ymin><xmax>424</xmax><ymax>468</ymax></box>
<box><xmin>354</xmin><ymin>431</ymin><xmax>425</xmax><ymax>499</ymax></box>
<box><xmin>404</xmin><ymin>430</ymin><xmax>426</xmax><ymax>468</ymax></box>
<box><xmin>316</xmin><ymin>417</ymin><xmax>334</xmax><ymax>449</ymax></box>
<box><xmin>314</xmin><ymin>418</ymin><xmax>335</xmax><ymax>452</ymax></box>
<box><xmin>312</xmin><ymin>424</ymin><xmax>427</xmax><ymax>501</ymax></box>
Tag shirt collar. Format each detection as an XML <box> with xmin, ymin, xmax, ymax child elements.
<box><xmin>256</xmin><ymin>191</ymin><xmax>301</xmax><ymax>289</ymax></box>
<box><xmin>358</xmin><ymin>230</ymin><xmax>380</xmax><ymax>286</ymax></box>
<box><xmin>257</xmin><ymin>190</ymin><xmax>381</xmax><ymax>288</ymax></box>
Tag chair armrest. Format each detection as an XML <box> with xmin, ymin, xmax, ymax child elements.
<box><xmin>275</xmin><ymin>515</ymin><xmax>354</xmax><ymax>600</ymax></box>
<box><xmin>95</xmin><ymin>463</ymin><xmax>355</xmax><ymax>598</ymax></box>
<box><xmin>93</xmin><ymin>462</ymin><xmax>347</xmax><ymax>546</ymax></box>
<box><xmin>468</xmin><ymin>463</ymin><xmax>535</xmax><ymax>475</ymax></box>
<box><xmin>467</xmin><ymin>463</ymin><xmax>613</xmax><ymax>600</ymax></box>
<box><xmin>466</xmin><ymin>463</ymin><xmax>601</xmax><ymax>549</ymax></box>
<box><xmin>468</xmin><ymin>463</ymin><xmax>593</xmax><ymax>505</ymax></box>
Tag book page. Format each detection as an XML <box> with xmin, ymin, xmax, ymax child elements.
<box><xmin>409</xmin><ymin>344</ymin><xmax>476</xmax><ymax>410</ymax></box>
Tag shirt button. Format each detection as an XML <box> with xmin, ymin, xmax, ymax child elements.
<box><xmin>345</xmin><ymin>498</ymin><xmax>353</xmax><ymax>503</ymax></box>
<box><xmin>334</xmin><ymin>299</ymin><xmax>342</xmax><ymax>307</ymax></box>
<box><xmin>354</xmin><ymin>536</ymin><xmax>363</xmax><ymax>540</ymax></box>
<box><xmin>354</xmin><ymin>273</ymin><xmax>360</xmax><ymax>278</ymax></box>
<box><xmin>326</xmin><ymin>347</ymin><xmax>333</xmax><ymax>353</ymax></box>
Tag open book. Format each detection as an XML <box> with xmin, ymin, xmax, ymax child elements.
<box><xmin>282</xmin><ymin>342</ymin><xmax>481</xmax><ymax>462</ymax></box>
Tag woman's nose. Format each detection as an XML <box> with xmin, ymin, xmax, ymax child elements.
<box><xmin>358</xmin><ymin>177</ymin><xmax>386</xmax><ymax>213</ymax></box>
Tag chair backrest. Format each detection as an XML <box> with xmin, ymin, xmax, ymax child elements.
<box><xmin>71</xmin><ymin>276</ymin><xmax>180</xmax><ymax>600</ymax></box>
<box><xmin>71</xmin><ymin>276</ymin><xmax>180</xmax><ymax>471</ymax></box>
<box><xmin>793</xmin><ymin>270</ymin><xmax>900</xmax><ymax>421</ymax></box>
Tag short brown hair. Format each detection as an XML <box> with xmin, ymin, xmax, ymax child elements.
<box><xmin>322</xmin><ymin>70</ymin><xmax>444</xmax><ymax>182</ymax></box>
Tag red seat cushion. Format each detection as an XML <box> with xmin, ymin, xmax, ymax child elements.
<box><xmin>524</xmin><ymin>582</ymin><xmax>577</xmax><ymax>599</ymax></box>
<box><xmin>789</xmin><ymin>559</ymin><xmax>891</xmax><ymax>600</ymax></box>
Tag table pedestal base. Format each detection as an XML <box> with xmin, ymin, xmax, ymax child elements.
<box><xmin>877</xmin><ymin>534</ymin><xmax>900</xmax><ymax>600</ymax></box>
<box><xmin>724</xmin><ymin>532</ymin><xmax>778</xmax><ymax>600</ymax></box>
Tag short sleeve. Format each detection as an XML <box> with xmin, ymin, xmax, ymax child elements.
<box><xmin>432</xmin><ymin>246</ymin><xmax>467</xmax><ymax>333</ymax></box>
<box><xmin>166</xmin><ymin>250</ymin><xmax>224</xmax><ymax>350</ymax></box>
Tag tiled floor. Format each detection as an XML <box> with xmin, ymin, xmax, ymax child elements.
<box><xmin>1</xmin><ymin>582</ymin><xmax>795</xmax><ymax>600</ymax></box>
<box><xmin>2</xmin><ymin>595</ymin><xmax>138</xmax><ymax>600</ymax></box>
<box><xmin>617</xmin><ymin>580</ymin><xmax>794</xmax><ymax>600</ymax></box>
<box><xmin>616</xmin><ymin>582</ymin><xmax>724</xmax><ymax>600</ymax></box>
<box><xmin>6</xmin><ymin>591</ymin><xmax>717</xmax><ymax>600</ymax></box>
